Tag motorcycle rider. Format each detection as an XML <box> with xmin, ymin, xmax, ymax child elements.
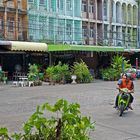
<box><xmin>114</xmin><ymin>73</ymin><xmax>134</xmax><ymax>110</ymax></box>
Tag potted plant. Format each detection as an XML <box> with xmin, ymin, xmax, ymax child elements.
<box><xmin>28</xmin><ymin>64</ymin><xmax>42</xmax><ymax>86</ymax></box>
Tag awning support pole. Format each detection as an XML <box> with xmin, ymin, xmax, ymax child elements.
<box><xmin>49</xmin><ymin>52</ymin><xmax>52</xmax><ymax>66</ymax></box>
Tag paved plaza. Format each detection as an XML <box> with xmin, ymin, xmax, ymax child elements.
<box><xmin>1</xmin><ymin>80</ymin><xmax>140</xmax><ymax>140</ymax></box>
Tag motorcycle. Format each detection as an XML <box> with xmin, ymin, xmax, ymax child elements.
<box><xmin>117</xmin><ymin>88</ymin><xmax>132</xmax><ymax>117</ymax></box>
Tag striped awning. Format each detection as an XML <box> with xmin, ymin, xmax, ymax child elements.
<box><xmin>0</xmin><ymin>41</ymin><xmax>48</xmax><ymax>52</ymax></box>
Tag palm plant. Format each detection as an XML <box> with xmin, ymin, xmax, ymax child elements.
<box><xmin>111</xmin><ymin>55</ymin><xmax>131</xmax><ymax>74</ymax></box>
<box><xmin>72</xmin><ymin>60</ymin><xmax>93</xmax><ymax>83</ymax></box>
<box><xmin>101</xmin><ymin>55</ymin><xmax>131</xmax><ymax>81</ymax></box>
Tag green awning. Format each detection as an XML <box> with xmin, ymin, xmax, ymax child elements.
<box><xmin>48</xmin><ymin>44</ymin><xmax>124</xmax><ymax>52</ymax></box>
<box><xmin>124</xmin><ymin>49</ymin><xmax>140</xmax><ymax>52</ymax></box>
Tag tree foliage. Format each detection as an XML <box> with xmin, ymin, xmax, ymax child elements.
<box><xmin>100</xmin><ymin>55</ymin><xmax>131</xmax><ymax>80</ymax></box>
<box><xmin>0</xmin><ymin>99</ymin><xmax>95</xmax><ymax>140</ymax></box>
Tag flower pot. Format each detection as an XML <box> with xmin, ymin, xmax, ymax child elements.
<box><xmin>71</xmin><ymin>75</ymin><xmax>77</xmax><ymax>84</ymax></box>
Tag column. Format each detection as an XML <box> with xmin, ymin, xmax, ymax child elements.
<box><xmin>138</xmin><ymin>2</ymin><xmax>140</xmax><ymax>48</ymax></box>
<box><xmin>15</xmin><ymin>0</ymin><xmax>19</xmax><ymax>40</ymax></box>
<box><xmin>113</xmin><ymin>1</ymin><xmax>116</xmax><ymax>23</ymax></box>
<box><xmin>72</xmin><ymin>20</ymin><xmax>74</xmax><ymax>41</ymax></box>
<box><xmin>3</xmin><ymin>1</ymin><xmax>7</xmax><ymax>39</ymax></box>
<box><xmin>108</xmin><ymin>0</ymin><xmax>112</xmax><ymax>46</ymax></box>
<box><xmin>72</xmin><ymin>0</ymin><xmax>74</xmax><ymax>17</ymax></box>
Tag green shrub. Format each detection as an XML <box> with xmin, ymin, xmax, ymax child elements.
<box><xmin>100</xmin><ymin>55</ymin><xmax>131</xmax><ymax>81</ymax></box>
<box><xmin>0</xmin><ymin>71</ymin><xmax>7</xmax><ymax>82</ymax></box>
<box><xmin>72</xmin><ymin>60</ymin><xmax>93</xmax><ymax>83</ymax></box>
<box><xmin>46</xmin><ymin>62</ymin><xmax>70</xmax><ymax>84</ymax></box>
<box><xmin>0</xmin><ymin>99</ymin><xmax>95</xmax><ymax>140</ymax></box>
<box><xmin>111</xmin><ymin>55</ymin><xmax>131</xmax><ymax>73</ymax></box>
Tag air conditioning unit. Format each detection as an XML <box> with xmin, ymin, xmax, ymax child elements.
<box><xmin>127</xmin><ymin>43</ymin><xmax>131</xmax><ymax>48</ymax></box>
<box><xmin>63</xmin><ymin>41</ymin><xmax>71</xmax><ymax>45</ymax></box>
<box><xmin>77</xmin><ymin>42</ymin><xmax>83</xmax><ymax>45</ymax></box>
<box><xmin>72</xmin><ymin>41</ymin><xmax>77</xmax><ymax>45</ymax></box>
<box><xmin>117</xmin><ymin>41</ymin><xmax>122</xmax><ymax>47</ymax></box>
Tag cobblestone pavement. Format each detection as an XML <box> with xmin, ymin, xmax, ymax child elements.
<box><xmin>1</xmin><ymin>80</ymin><xmax>140</xmax><ymax>140</ymax></box>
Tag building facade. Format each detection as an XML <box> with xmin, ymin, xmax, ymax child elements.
<box><xmin>28</xmin><ymin>0</ymin><xmax>82</xmax><ymax>44</ymax></box>
<box><xmin>82</xmin><ymin>0</ymin><xmax>138</xmax><ymax>48</ymax></box>
<box><xmin>27</xmin><ymin>0</ymin><xmax>138</xmax><ymax>48</ymax></box>
<box><xmin>0</xmin><ymin>0</ymin><xmax>28</xmax><ymax>41</ymax></box>
<box><xmin>0</xmin><ymin>0</ymin><xmax>138</xmax><ymax>48</ymax></box>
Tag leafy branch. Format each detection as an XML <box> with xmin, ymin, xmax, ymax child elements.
<box><xmin>0</xmin><ymin>99</ymin><xmax>95</xmax><ymax>140</ymax></box>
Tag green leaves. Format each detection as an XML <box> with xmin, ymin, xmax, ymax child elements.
<box><xmin>101</xmin><ymin>55</ymin><xmax>131</xmax><ymax>81</ymax></box>
<box><xmin>0</xmin><ymin>99</ymin><xmax>95</xmax><ymax>140</ymax></box>
<box><xmin>0</xmin><ymin>127</ymin><xmax>8</xmax><ymax>136</ymax></box>
<box><xmin>111</xmin><ymin>55</ymin><xmax>131</xmax><ymax>71</ymax></box>
<box><xmin>27</xmin><ymin>64</ymin><xmax>39</xmax><ymax>81</ymax></box>
<box><xmin>46</xmin><ymin>60</ymin><xmax>93</xmax><ymax>84</ymax></box>
<box><xmin>46</xmin><ymin>62</ymin><xmax>70</xmax><ymax>84</ymax></box>
<box><xmin>72</xmin><ymin>60</ymin><xmax>93</xmax><ymax>83</ymax></box>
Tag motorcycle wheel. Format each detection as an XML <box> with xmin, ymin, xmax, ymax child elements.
<box><xmin>119</xmin><ymin>104</ymin><xmax>124</xmax><ymax>117</ymax></box>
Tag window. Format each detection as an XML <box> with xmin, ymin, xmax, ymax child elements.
<box><xmin>66</xmin><ymin>23</ymin><xmax>72</xmax><ymax>36</ymax></box>
<box><xmin>57</xmin><ymin>0</ymin><xmax>63</xmax><ymax>10</ymax></box>
<box><xmin>82</xmin><ymin>4</ymin><xmax>87</xmax><ymax>12</ymax></box>
<box><xmin>104</xmin><ymin>0</ymin><xmax>107</xmax><ymax>17</ymax></box>
<box><xmin>7</xmin><ymin>17</ymin><xmax>14</xmax><ymax>32</ymax></box>
<box><xmin>89</xmin><ymin>5</ymin><xmax>94</xmax><ymax>13</ymax></box>
<box><xmin>67</xmin><ymin>0</ymin><xmax>72</xmax><ymax>11</ymax></box>
<box><xmin>18</xmin><ymin>18</ymin><xmax>20</xmax><ymax>31</ymax></box>
<box><xmin>28</xmin><ymin>0</ymin><xmax>34</xmax><ymax>3</ymax></box>
<box><xmin>82</xmin><ymin>27</ymin><xmax>87</xmax><ymax>37</ymax></box>
<box><xmin>49</xmin><ymin>0</ymin><xmax>54</xmax><ymax>11</ymax></box>
<box><xmin>104</xmin><ymin>25</ymin><xmax>108</xmax><ymax>39</ymax></box>
<box><xmin>40</xmin><ymin>0</ymin><xmax>45</xmax><ymax>5</ymax></box>
<box><xmin>90</xmin><ymin>29</ymin><xmax>94</xmax><ymax>37</ymax></box>
<box><xmin>0</xmin><ymin>18</ymin><xmax>3</xmax><ymax>30</ymax></box>
<box><xmin>57</xmin><ymin>0</ymin><xmax>60</xmax><ymax>9</ymax></box>
<box><xmin>58</xmin><ymin>26</ymin><xmax>63</xmax><ymax>35</ymax></box>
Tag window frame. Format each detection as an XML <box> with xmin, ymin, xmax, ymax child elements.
<box><xmin>89</xmin><ymin>5</ymin><xmax>94</xmax><ymax>13</ymax></box>
<box><xmin>28</xmin><ymin>0</ymin><xmax>34</xmax><ymax>3</ymax></box>
<box><xmin>66</xmin><ymin>0</ymin><xmax>72</xmax><ymax>11</ymax></box>
<box><xmin>7</xmin><ymin>17</ymin><xmax>14</xmax><ymax>32</ymax></box>
<box><xmin>90</xmin><ymin>29</ymin><xmax>94</xmax><ymax>38</ymax></box>
<box><xmin>66</xmin><ymin>23</ymin><xmax>72</xmax><ymax>36</ymax></box>
<box><xmin>82</xmin><ymin>3</ymin><xmax>87</xmax><ymax>12</ymax></box>
<box><xmin>0</xmin><ymin>17</ymin><xmax>3</xmax><ymax>30</ymax></box>
<box><xmin>39</xmin><ymin>0</ymin><xmax>45</xmax><ymax>5</ymax></box>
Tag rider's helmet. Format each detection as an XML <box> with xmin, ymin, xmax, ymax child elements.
<box><xmin>126</xmin><ymin>73</ymin><xmax>132</xmax><ymax>79</ymax></box>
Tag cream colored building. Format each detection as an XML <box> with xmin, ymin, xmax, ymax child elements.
<box><xmin>82</xmin><ymin>0</ymin><xmax>138</xmax><ymax>48</ymax></box>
